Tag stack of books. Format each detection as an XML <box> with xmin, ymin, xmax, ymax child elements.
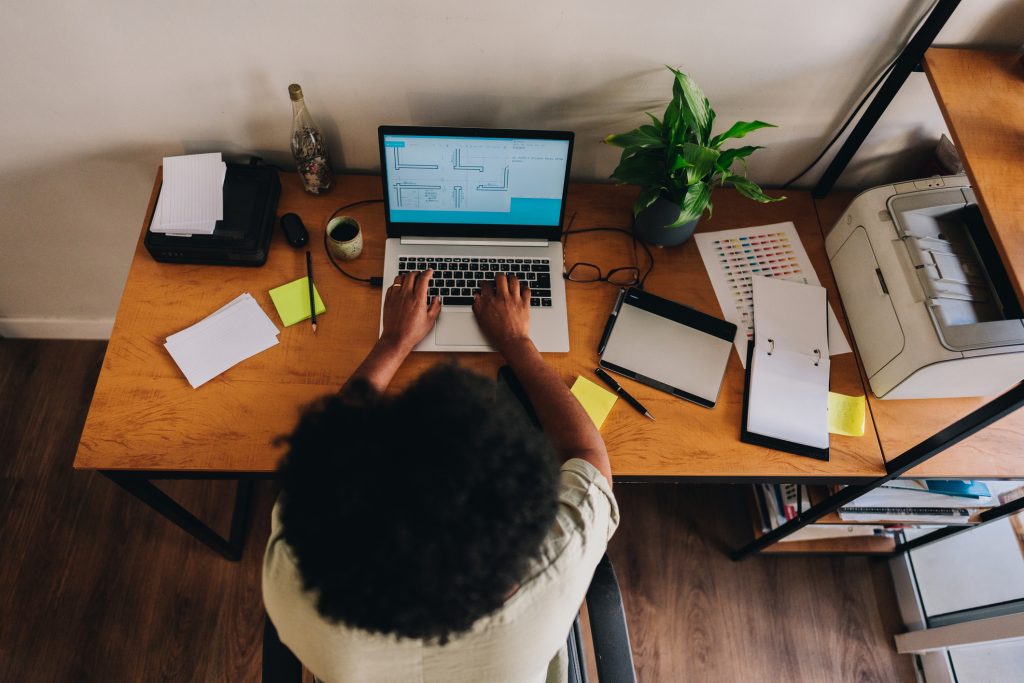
<box><xmin>753</xmin><ymin>483</ymin><xmax>811</xmax><ymax>530</ymax></box>
<box><xmin>752</xmin><ymin>483</ymin><xmax>893</xmax><ymax>542</ymax></box>
<box><xmin>836</xmin><ymin>480</ymin><xmax>994</xmax><ymax>524</ymax></box>
<box><xmin>751</xmin><ymin>480</ymin><xmax>1024</xmax><ymax>545</ymax></box>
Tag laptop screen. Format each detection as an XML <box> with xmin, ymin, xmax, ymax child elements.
<box><xmin>379</xmin><ymin>127</ymin><xmax>573</xmax><ymax>239</ymax></box>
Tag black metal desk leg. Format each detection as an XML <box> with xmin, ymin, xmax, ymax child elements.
<box><xmin>102</xmin><ymin>473</ymin><xmax>254</xmax><ymax>561</ymax></box>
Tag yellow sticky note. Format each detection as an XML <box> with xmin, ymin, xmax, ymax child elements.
<box><xmin>268</xmin><ymin>277</ymin><xmax>326</xmax><ymax>327</ymax></box>
<box><xmin>571</xmin><ymin>376</ymin><xmax>618</xmax><ymax>429</ymax></box>
<box><xmin>828</xmin><ymin>391</ymin><xmax>866</xmax><ymax>437</ymax></box>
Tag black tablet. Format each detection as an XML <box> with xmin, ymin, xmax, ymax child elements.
<box><xmin>598</xmin><ymin>288</ymin><xmax>737</xmax><ymax>408</ymax></box>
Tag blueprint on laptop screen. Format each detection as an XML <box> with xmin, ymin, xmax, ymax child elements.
<box><xmin>383</xmin><ymin>134</ymin><xmax>569</xmax><ymax>226</ymax></box>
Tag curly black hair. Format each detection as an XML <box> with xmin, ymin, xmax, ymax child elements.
<box><xmin>277</xmin><ymin>363</ymin><xmax>559</xmax><ymax>644</ymax></box>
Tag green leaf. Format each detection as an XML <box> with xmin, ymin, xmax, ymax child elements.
<box><xmin>715</xmin><ymin>145</ymin><xmax>762</xmax><ymax>173</ymax></box>
<box><xmin>644</xmin><ymin>112</ymin><xmax>663</xmax><ymax>132</ymax></box>
<box><xmin>667</xmin><ymin>182</ymin><xmax>711</xmax><ymax>227</ymax></box>
<box><xmin>663</xmin><ymin>97</ymin><xmax>680</xmax><ymax>138</ymax></box>
<box><xmin>669</xmin><ymin>155</ymin><xmax>691</xmax><ymax>172</ymax></box>
<box><xmin>609</xmin><ymin>150</ymin><xmax>665</xmax><ymax>187</ymax></box>
<box><xmin>638</xmin><ymin>124</ymin><xmax>662</xmax><ymax>139</ymax></box>
<box><xmin>681</xmin><ymin>142</ymin><xmax>720</xmax><ymax>185</ymax></box>
<box><xmin>728</xmin><ymin>175</ymin><xmax>785</xmax><ymax>203</ymax></box>
<box><xmin>668</xmin><ymin>67</ymin><xmax>713</xmax><ymax>145</ymax></box>
<box><xmin>709</xmin><ymin>120</ymin><xmax>776</xmax><ymax>148</ymax></box>
<box><xmin>633</xmin><ymin>187</ymin><xmax>662</xmax><ymax>216</ymax></box>
<box><xmin>604</xmin><ymin>129</ymin><xmax>664</xmax><ymax>149</ymax></box>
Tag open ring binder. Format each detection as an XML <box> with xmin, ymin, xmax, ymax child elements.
<box><xmin>741</xmin><ymin>275</ymin><xmax>831</xmax><ymax>460</ymax></box>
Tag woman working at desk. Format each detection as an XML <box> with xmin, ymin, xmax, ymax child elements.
<box><xmin>263</xmin><ymin>271</ymin><xmax>617</xmax><ymax>683</ymax></box>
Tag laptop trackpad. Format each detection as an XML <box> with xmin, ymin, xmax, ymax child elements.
<box><xmin>436</xmin><ymin>312</ymin><xmax>490</xmax><ymax>346</ymax></box>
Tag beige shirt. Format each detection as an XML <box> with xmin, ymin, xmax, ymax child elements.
<box><xmin>263</xmin><ymin>458</ymin><xmax>619</xmax><ymax>683</ymax></box>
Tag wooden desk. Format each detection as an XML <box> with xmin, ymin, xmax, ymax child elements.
<box><xmin>75</xmin><ymin>172</ymin><xmax>882</xmax><ymax>482</ymax></box>
<box><xmin>923</xmin><ymin>48</ymin><xmax>1024</xmax><ymax>303</ymax></box>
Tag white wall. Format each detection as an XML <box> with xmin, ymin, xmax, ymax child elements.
<box><xmin>1</xmin><ymin>0</ymin><xmax>1021</xmax><ymax>337</ymax></box>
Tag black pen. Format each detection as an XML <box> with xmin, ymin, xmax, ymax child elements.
<box><xmin>597</xmin><ymin>288</ymin><xmax>627</xmax><ymax>355</ymax></box>
<box><xmin>306</xmin><ymin>250</ymin><xmax>317</xmax><ymax>334</ymax></box>
<box><xmin>594</xmin><ymin>367</ymin><xmax>655</xmax><ymax>421</ymax></box>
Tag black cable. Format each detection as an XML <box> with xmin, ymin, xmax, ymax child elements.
<box><xmin>780</xmin><ymin>60</ymin><xmax>897</xmax><ymax>189</ymax></box>
<box><xmin>322</xmin><ymin>199</ymin><xmax>385</xmax><ymax>286</ymax></box>
<box><xmin>561</xmin><ymin>213</ymin><xmax>655</xmax><ymax>289</ymax></box>
<box><xmin>780</xmin><ymin>0</ymin><xmax>940</xmax><ymax>189</ymax></box>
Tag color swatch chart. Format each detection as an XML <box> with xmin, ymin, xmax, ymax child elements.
<box><xmin>695</xmin><ymin>222</ymin><xmax>849</xmax><ymax>367</ymax></box>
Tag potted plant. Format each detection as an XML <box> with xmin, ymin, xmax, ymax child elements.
<box><xmin>605</xmin><ymin>66</ymin><xmax>783</xmax><ymax>247</ymax></box>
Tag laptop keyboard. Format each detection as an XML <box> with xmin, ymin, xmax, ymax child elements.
<box><xmin>398</xmin><ymin>256</ymin><xmax>553</xmax><ymax>307</ymax></box>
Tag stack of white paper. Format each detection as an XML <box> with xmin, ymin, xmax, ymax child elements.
<box><xmin>164</xmin><ymin>294</ymin><xmax>279</xmax><ymax>389</ymax></box>
<box><xmin>150</xmin><ymin>153</ymin><xmax>227</xmax><ymax>235</ymax></box>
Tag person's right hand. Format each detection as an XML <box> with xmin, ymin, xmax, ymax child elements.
<box><xmin>472</xmin><ymin>273</ymin><xmax>531</xmax><ymax>354</ymax></box>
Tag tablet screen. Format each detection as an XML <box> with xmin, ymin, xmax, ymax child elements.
<box><xmin>601</xmin><ymin>300</ymin><xmax>734</xmax><ymax>406</ymax></box>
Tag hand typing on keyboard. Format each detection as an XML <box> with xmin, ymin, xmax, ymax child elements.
<box><xmin>380</xmin><ymin>269</ymin><xmax>442</xmax><ymax>353</ymax></box>
<box><xmin>397</xmin><ymin>255</ymin><xmax>553</xmax><ymax>308</ymax></box>
<box><xmin>471</xmin><ymin>273</ymin><xmax>531</xmax><ymax>355</ymax></box>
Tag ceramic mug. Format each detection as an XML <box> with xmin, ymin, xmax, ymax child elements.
<box><xmin>326</xmin><ymin>216</ymin><xmax>363</xmax><ymax>261</ymax></box>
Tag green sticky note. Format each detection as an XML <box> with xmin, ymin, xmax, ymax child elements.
<box><xmin>828</xmin><ymin>391</ymin><xmax>866</xmax><ymax>437</ymax></box>
<box><xmin>571</xmin><ymin>376</ymin><xmax>618</xmax><ymax>429</ymax></box>
<box><xmin>268</xmin><ymin>277</ymin><xmax>326</xmax><ymax>327</ymax></box>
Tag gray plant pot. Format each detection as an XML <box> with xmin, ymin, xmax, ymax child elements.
<box><xmin>632</xmin><ymin>196</ymin><xmax>699</xmax><ymax>247</ymax></box>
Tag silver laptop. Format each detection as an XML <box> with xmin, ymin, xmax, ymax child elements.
<box><xmin>378</xmin><ymin>126</ymin><xmax>573</xmax><ymax>352</ymax></box>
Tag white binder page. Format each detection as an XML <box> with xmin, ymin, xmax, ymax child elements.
<box><xmin>752</xmin><ymin>275</ymin><xmax>829</xmax><ymax>355</ymax></box>
<box><xmin>747</xmin><ymin>275</ymin><xmax>830</xmax><ymax>449</ymax></box>
<box><xmin>748</xmin><ymin>346</ymin><xmax>830</xmax><ymax>449</ymax></box>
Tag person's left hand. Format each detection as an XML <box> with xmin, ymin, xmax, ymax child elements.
<box><xmin>380</xmin><ymin>270</ymin><xmax>441</xmax><ymax>352</ymax></box>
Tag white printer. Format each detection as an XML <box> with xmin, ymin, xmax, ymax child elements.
<box><xmin>825</xmin><ymin>175</ymin><xmax>1024</xmax><ymax>399</ymax></box>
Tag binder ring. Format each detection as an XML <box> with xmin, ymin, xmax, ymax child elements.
<box><xmin>813</xmin><ymin>348</ymin><xmax>821</xmax><ymax>366</ymax></box>
<box><xmin>767</xmin><ymin>339</ymin><xmax>774</xmax><ymax>355</ymax></box>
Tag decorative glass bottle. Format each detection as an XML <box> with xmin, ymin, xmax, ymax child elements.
<box><xmin>288</xmin><ymin>84</ymin><xmax>333</xmax><ymax>195</ymax></box>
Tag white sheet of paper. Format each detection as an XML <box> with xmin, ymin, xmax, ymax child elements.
<box><xmin>748</xmin><ymin>347</ymin><xmax>831</xmax><ymax>448</ymax></box>
<box><xmin>752</xmin><ymin>275</ymin><xmax>829</xmax><ymax>354</ymax></box>
<box><xmin>152</xmin><ymin>153</ymin><xmax>225</xmax><ymax>233</ymax></box>
<box><xmin>164</xmin><ymin>293</ymin><xmax>279</xmax><ymax>388</ymax></box>
<box><xmin>149</xmin><ymin>191</ymin><xmax>218</xmax><ymax>234</ymax></box>
<box><xmin>695</xmin><ymin>222</ymin><xmax>851</xmax><ymax>367</ymax></box>
<box><xmin>166</xmin><ymin>294</ymin><xmax>277</xmax><ymax>345</ymax></box>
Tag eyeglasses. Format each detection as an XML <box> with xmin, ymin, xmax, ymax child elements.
<box><xmin>565</xmin><ymin>262</ymin><xmax>641</xmax><ymax>286</ymax></box>
<box><xmin>561</xmin><ymin>214</ymin><xmax>654</xmax><ymax>289</ymax></box>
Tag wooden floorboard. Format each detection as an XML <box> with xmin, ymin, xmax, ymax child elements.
<box><xmin>1</xmin><ymin>339</ymin><xmax>915</xmax><ymax>682</ymax></box>
<box><xmin>606</xmin><ymin>484</ymin><xmax>916</xmax><ymax>682</ymax></box>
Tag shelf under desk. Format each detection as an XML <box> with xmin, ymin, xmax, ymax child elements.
<box><xmin>74</xmin><ymin>173</ymin><xmax>884</xmax><ymax>481</ymax></box>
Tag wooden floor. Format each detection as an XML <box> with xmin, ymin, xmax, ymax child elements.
<box><xmin>0</xmin><ymin>340</ymin><xmax>915</xmax><ymax>682</ymax></box>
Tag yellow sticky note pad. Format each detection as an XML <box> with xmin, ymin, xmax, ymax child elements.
<box><xmin>828</xmin><ymin>391</ymin><xmax>866</xmax><ymax>437</ymax></box>
<box><xmin>268</xmin><ymin>277</ymin><xmax>326</xmax><ymax>327</ymax></box>
<box><xmin>571</xmin><ymin>376</ymin><xmax>618</xmax><ymax>429</ymax></box>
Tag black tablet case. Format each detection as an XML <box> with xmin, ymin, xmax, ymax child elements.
<box><xmin>143</xmin><ymin>162</ymin><xmax>281</xmax><ymax>266</ymax></box>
